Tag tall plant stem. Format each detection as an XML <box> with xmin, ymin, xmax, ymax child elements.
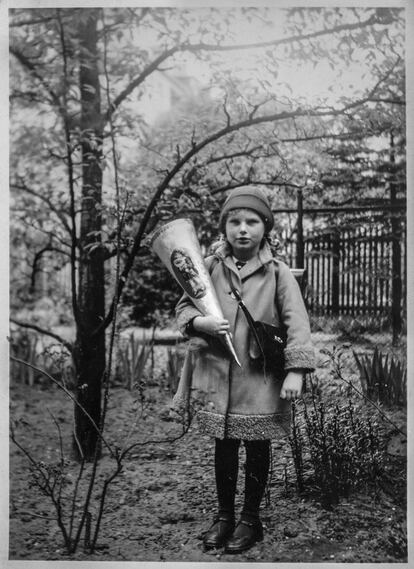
<box><xmin>56</xmin><ymin>9</ymin><xmax>81</xmax><ymax>327</ymax></box>
<box><xmin>87</xmin><ymin>14</ymin><xmax>127</xmax><ymax>552</ymax></box>
<box><xmin>333</xmin><ymin>362</ymin><xmax>406</xmax><ymax>439</ymax></box>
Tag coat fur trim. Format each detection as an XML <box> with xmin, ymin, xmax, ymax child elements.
<box><xmin>284</xmin><ymin>345</ymin><xmax>315</xmax><ymax>370</ymax></box>
<box><xmin>197</xmin><ymin>410</ymin><xmax>291</xmax><ymax>440</ymax></box>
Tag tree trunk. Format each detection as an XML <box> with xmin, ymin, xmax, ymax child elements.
<box><xmin>73</xmin><ymin>9</ymin><xmax>106</xmax><ymax>460</ymax></box>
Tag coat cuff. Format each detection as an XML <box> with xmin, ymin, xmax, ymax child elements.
<box><xmin>176</xmin><ymin>307</ymin><xmax>203</xmax><ymax>335</ymax></box>
<box><xmin>284</xmin><ymin>345</ymin><xmax>316</xmax><ymax>372</ymax></box>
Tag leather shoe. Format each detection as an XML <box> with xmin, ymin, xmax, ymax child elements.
<box><xmin>203</xmin><ymin>515</ymin><xmax>235</xmax><ymax>550</ymax></box>
<box><xmin>224</xmin><ymin>518</ymin><xmax>263</xmax><ymax>554</ymax></box>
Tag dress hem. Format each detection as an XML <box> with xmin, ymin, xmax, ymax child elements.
<box><xmin>197</xmin><ymin>410</ymin><xmax>291</xmax><ymax>440</ymax></box>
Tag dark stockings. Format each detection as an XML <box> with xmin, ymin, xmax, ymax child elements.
<box><xmin>214</xmin><ymin>438</ymin><xmax>271</xmax><ymax>521</ymax></box>
<box><xmin>215</xmin><ymin>438</ymin><xmax>240</xmax><ymax>518</ymax></box>
<box><xmin>242</xmin><ymin>440</ymin><xmax>271</xmax><ymax>521</ymax></box>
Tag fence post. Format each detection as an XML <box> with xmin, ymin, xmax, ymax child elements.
<box><xmin>331</xmin><ymin>231</ymin><xmax>340</xmax><ymax>315</ymax></box>
<box><xmin>391</xmin><ymin>220</ymin><xmax>402</xmax><ymax>343</ymax></box>
<box><xmin>390</xmin><ymin>132</ymin><xmax>403</xmax><ymax>344</ymax></box>
<box><xmin>296</xmin><ymin>188</ymin><xmax>304</xmax><ymax>268</ymax></box>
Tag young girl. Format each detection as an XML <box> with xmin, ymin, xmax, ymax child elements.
<box><xmin>174</xmin><ymin>186</ymin><xmax>315</xmax><ymax>554</ymax></box>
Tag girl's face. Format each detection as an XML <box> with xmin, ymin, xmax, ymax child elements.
<box><xmin>225</xmin><ymin>208</ymin><xmax>265</xmax><ymax>260</ymax></box>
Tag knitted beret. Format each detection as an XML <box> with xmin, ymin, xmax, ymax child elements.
<box><xmin>219</xmin><ymin>186</ymin><xmax>274</xmax><ymax>232</ymax></box>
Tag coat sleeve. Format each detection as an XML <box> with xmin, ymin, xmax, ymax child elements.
<box><xmin>175</xmin><ymin>255</ymin><xmax>216</xmax><ymax>336</ymax></box>
<box><xmin>276</xmin><ymin>261</ymin><xmax>316</xmax><ymax>372</ymax></box>
<box><xmin>175</xmin><ymin>291</ymin><xmax>203</xmax><ymax>336</ymax></box>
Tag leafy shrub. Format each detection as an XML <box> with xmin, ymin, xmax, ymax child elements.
<box><xmin>290</xmin><ymin>392</ymin><xmax>384</xmax><ymax>508</ymax></box>
<box><xmin>353</xmin><ymin>347</ymin><xmax>406</xmax><ymax>407</ymax></box>
<box><xmin>40</xmin><ymin>343</ymin><xmax>75</xmax><ymax>388</ymax></box>
<box><xmin>384</xmin><ymin>520</ymin><xmax>407</xmax><ymax>559</ymax></box>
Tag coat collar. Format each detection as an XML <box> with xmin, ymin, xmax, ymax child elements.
<box><xmin>213</xmin><ymin>240</ymin><xmax>274</xmax><ymax>280</ymax></box>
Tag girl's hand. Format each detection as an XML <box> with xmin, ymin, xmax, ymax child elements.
<box><xmin>280</xmin><ymin>370</ymin><xmax>304</xmax><ymax>400</ymax></box>
<box><xmin>193</xmin><ymin>315</ymin><xmax>230</xmax><ymax>337</ymax></box>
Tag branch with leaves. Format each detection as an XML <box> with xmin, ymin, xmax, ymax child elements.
<box><xmin>102</xmin><ymin>9</ymin><xmax>391</xmax><ymax>123</ymax></box>
<box><xmin>100</xmin><ymin>83</ymin><xmax>395</xmax><ymax>332</ymax></box>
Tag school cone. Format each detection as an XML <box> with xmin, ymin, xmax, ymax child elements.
<box><xmin>147</xmin><ymin>218</ymin><xmax>241</xmax><ymax>367</ymax></box>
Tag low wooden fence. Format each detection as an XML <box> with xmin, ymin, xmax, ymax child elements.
<box><xmin>301</xmin><ymin>222</ymin><xmax>406</xmax><ymax>318</ymax></box>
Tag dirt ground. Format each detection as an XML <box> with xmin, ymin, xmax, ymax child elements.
<box><xmin>8</xmin><ymin>335</ymin><xmax>407</xmax><ymax>563</ymax></box>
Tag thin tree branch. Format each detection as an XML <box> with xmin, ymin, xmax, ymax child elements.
<box><xmin>10</xmin><ymin>319</ymin><xmax>73</xmax><ymax>352</ymax></box>
<box><xmin>209</xmin><ymin>180</ymin><xmax>303</xmax><ymax>195</ymax></box>
<box><xmin>11</xmin><ymin>214</ymin><xmax>72</xmax><ymax>251</ymax></box>
<box><xmin>56</xmin><ymin>9</ymin><xmax>81</xmax><ymax>328</ymax></box>
<box><xmin>280</xmin><ymin>132</ymin><xmax>367</xmax><ymax>143</ymax></box>
<box><xmin>119</xmin><ymin>422</ymin><xmax>192</xmax><ymax>461</ymax></box>
<box><xmin>9</xmin><ymin>16</ymin><xmax>56</xmax><ymax>27</ymax></box>
<box><xmin>30</xmin><ymin>245</ymin><xmax>67</xmax><ymax>290</ymax></box>
<box><xmin>10</xmin><ymin>426</ymin><xmax>72</xmax><ymax>548</ymax></box>
<box><xmin>366</xmin><ymin>56</ymin><xmax>402</xmax><ymax>100</ymax></box>
<box><xmin>185</xmin><ymin>13</ymin><xmax>380</xmax><ymax>54</ymax></box>
<box><xmin>12</xmin><ymin>182</ymin><xmax>73</xmax><ymax>236</ymax></box>
<box><xmin>10</xmin><ymin>46</ymin><xmax>61</xmax><ymax>107</ymax></box>
<box><xmin>45</xmin><ymin>407</ymin><xmax>66</xmax><ymax>503</ymax></box>
<box><xmin>98</xmin><ymin>5</ymin><xmax>127</xmax><ymax>440</ymax></box>
<box><xmin>103</xmin><ymin>10</ymin><xmax>385</xmax><ymax>123</ymax></box>
<box><xmin>104</xmin><ymin>46</ymin><xmax>180</xmax><ymax>122</ymax></box>
<box><xmin>368</xmin><ymin>97</ymin><xmax>405</xmax><ymax>105</ymax></box>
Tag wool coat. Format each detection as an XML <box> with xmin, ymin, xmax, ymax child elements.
<box><xmin>174</xmin><ymin>241</ymin><xmax>315</xmax><ymax>440</ymax></box>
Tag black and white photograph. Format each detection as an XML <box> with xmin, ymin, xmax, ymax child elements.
<box><xmin>3</xmin><ymin>1</ymin><xmax>410</xmax><ymax>565</ymax></box>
